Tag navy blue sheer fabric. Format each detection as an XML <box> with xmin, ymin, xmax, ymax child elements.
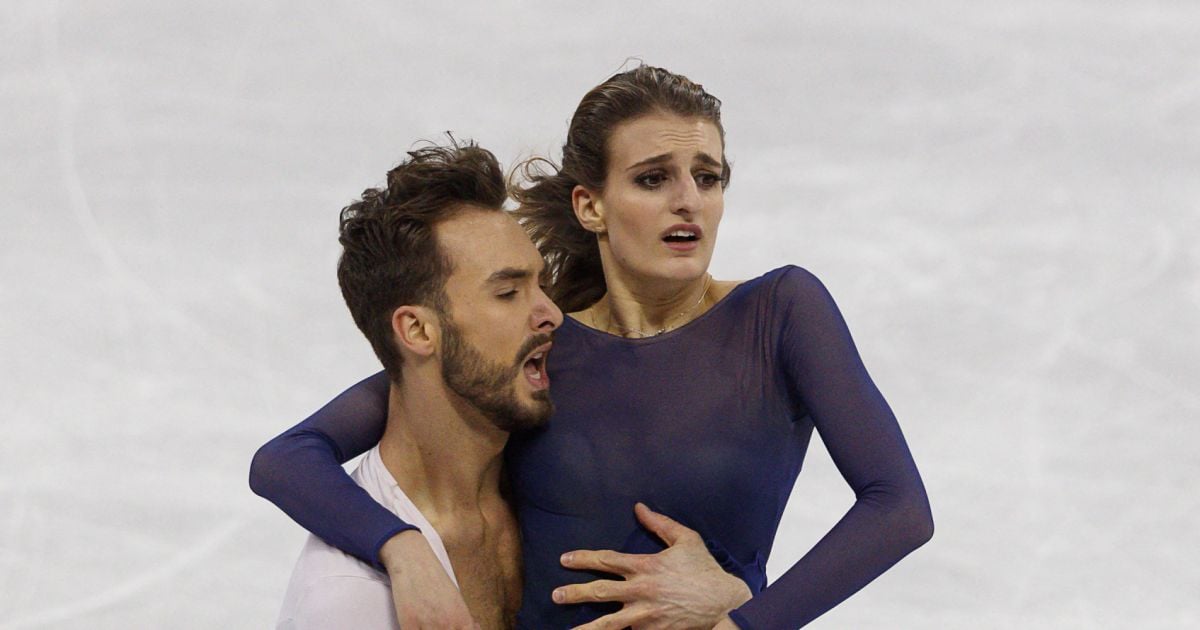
<box><xmin>248</xmin><ymin>370</ymin><xmax>411</xmax><ymax>571</ymax></box>
<box><xmin>250</xmin><ymin>266</ymin><xmax>933</xmax><ymax>628</ymax></box>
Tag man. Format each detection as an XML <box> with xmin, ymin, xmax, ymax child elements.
<box><xmin>276</xmin><ymin>140</ymin><xmax>562</xmax><ymax>629</ymax></box>
<box><xmin>273</xmin><ymin>139</ymin><xmax>753</xmax><ymax>630</ymax></box>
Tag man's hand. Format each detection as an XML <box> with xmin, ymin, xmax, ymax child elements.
<box><xmin>553</xmin><ymin>503</ymin><xmax>752</xmax><ymax>629</ymax></box>
<box><xmin>379</xmin><ymin>530</ymin><xmax>479</xmax><ymax>629</ymax></box>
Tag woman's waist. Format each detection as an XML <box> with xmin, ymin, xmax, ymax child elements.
<box><xmin>514</xmin><ymin>500</ymin><xmax>769</xmax><ymax>627</ymax></box>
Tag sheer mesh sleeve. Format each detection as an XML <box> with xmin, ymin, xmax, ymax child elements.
<box><xmin>728</xmin><ymin>267</ymin><xmax>934</xmax><ymax>629</ymax></box>
<box><xmin>248</xmin><ymin>371</ymin><xmax>416</xmax><ymax>570</ymax></box>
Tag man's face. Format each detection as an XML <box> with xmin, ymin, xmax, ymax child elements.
<box><xmin>434</xmin><ymin>208</ymin><xmax>563</xmax><ymax>431</ymax></box>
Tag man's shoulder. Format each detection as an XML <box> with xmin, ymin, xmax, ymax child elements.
<box><xmin>277</xmin><ymin>534</ymin><xmax>395</xmax><ymax>629</ymax></box>
<box><xmin>278</xmin><ymin>573</ymin><xmax>396</xmax><ymax>629</ymax></box>
<box><xmin>293</xmin><ymin>533</ymin><xmax>390</xmax><ymax>582</ymax></box>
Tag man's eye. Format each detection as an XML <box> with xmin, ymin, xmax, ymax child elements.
<box><xmin>497</xmin><ymin>290</ymin><xmax>518</xmax><ymax>299</ymax></box>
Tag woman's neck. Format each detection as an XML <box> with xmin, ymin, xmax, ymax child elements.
<box><xmin>586</xmin><ymin>270</ymin><xmax>714</xmax><ymax>338</ymax></box>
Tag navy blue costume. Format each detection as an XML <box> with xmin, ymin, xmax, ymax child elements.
<box><xmin>251</xmin><ymin>266</ymin><xmax>933</xmax><ymax>629</ymax></box>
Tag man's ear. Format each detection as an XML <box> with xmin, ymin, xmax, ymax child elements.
<box><xmin>391</xmin><ymin>305</ymin><xmax>437</xmax><ymax>358</ymax></box>
<box><xmin>572</xmin><ymin>184</ymin><xmax>606</xmax><ymax>235</ymax></box>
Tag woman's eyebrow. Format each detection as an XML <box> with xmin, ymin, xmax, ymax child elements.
<box><xmin>625</xmin><ymin>153</ymin><xmax>672</xmax><ymax>171</ymax></box>
<box><xmin>625</xmin><ymin>151</ymin><xmax>722</xmax><ymax>172</ymax></box>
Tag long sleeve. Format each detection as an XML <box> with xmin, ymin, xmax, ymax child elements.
<box><xmin>248</xmin><ymin>371</ymin><xmax>416</xmax><ymax>570</ymax></box>
<box><xmin>728</xmin><ymin>267</ymin><xmax>934</xmax><ymax>629</ymax></box>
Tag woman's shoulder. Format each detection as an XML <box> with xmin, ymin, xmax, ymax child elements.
<box><xmin>724</xmin><ymin>266</ymin><xmax>842</xmax><ymax>332</ymax></box>
<box><xmin>690</xmin><ymin>266</ymin><xmax>826</xmax><ymax>329</ymax></box>
<box><xmin>721</xmin><ymin>265</ymin><xmax>827</xmax><ymax>300</ymax></box>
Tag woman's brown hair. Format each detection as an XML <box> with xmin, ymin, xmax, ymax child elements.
<box><xmin>512</xmin><ymin>65</ymin><xmax>731</xmax><ymax>313</ymax></box>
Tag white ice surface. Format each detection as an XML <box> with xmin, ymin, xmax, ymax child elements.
<box><xmin>2</xmin><ymin>1</ymin><xmax>1197</xmax><ymax>628</ymax></box>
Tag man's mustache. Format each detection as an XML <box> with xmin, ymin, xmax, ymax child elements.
<box><xmin>514</xmin><ymin>332</ymin><xmax>555</xmax><ymax>365</ymax></box>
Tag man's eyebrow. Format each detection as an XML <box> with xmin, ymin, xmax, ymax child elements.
<box><xmin>486</xmin><ymin>268</ymin><xmax>532</xmax><ymax>283</ymax></box>
<box><xmin>625</xmin><ymin>152</ymin><xmax>723</xmax><ymax>171</ymax></box>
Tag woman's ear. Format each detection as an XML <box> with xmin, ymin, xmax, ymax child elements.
<box><xmin>391</xmin><ymin>305</ymin><xmax>437</xmax><ymax>358</ymax></box>
<box><xmin>571</xmin><ymin>184</ymin><xmax>606</xmax><ymax>235</ymax></box>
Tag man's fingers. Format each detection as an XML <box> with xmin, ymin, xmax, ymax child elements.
<box><xmin>634</xmin><ymin>502</ymin><xmax>699</xmax><ymax>546</ymax></box>
<box><xmin>569</xmin><ymin>606</ymin><xmax>644</xmax><ymax>630</ymax></box>
<box><xmin>561</xmin><ymin>548</ymin><xmax>646</xmax><ymax>574</ymax></box>
<box><xmin>552</xmin><ymin>579</ymin><xmax>637</xmax><ymax>604</ymax></box>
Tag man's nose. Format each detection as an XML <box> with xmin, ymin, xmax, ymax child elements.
<box><xmin>532</xmin><ymin>287</ymin><xmax>563</xmax><ymax>332</ymax></box>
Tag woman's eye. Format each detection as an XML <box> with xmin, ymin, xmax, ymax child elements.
<box><xmin>635</xmin><ymin>172</ymin><xmax>667</xmax><ymax>188</ymax></box>
<box><xmin>695</xmin><ymin>172</ymin><xmax>721</xmax><ymax>189</ymax></box>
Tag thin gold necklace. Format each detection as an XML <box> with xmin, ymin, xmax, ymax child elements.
<box><xmin>597</xmin><ymin>274</ymin><xmax>712</xmax><ymax>338</ymax></box>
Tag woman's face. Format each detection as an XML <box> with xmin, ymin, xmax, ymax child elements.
<box><xmin>583</xmin><ymin>112</ymin><xmax>726</xmax><ymax>285</ymax></box>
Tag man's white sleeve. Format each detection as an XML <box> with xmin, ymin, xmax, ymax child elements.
<box><xmin>278</xmin><ymin>575</ymin><xmax>398</xmax><ymax>630</ymax></box>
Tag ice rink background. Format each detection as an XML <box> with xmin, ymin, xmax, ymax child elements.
<box><xmin>2</xmin><ymin>1</ymin><xmax>1197</xmax><ymax>628</ymax></box>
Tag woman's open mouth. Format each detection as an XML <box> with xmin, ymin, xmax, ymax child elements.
<box><xmin>662</xmin><ymin>224</ymin><xmax>702</xmax><ymax>251</ymax></box>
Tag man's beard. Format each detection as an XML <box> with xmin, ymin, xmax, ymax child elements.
<box><xmin>439</xmin><ymin>317</ymin><xmax>554</xmax><ymax>432</ymax></box>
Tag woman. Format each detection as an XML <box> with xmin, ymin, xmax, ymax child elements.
<box><xmin>251</xmin><ymin>65</ymin><xmax>933</xmax><ymax>628</ymax></box>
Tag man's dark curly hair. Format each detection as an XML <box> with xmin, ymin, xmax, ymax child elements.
<box><xmin>337</xmin><ymin>138</ymin><xmax>507</xmax><ymax>383</ymax></box>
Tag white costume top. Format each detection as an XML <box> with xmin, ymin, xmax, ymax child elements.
<box><xmin>277</xmin><ymin>446</ymin><xmax>457</xmax><ymax>629</ymax></box>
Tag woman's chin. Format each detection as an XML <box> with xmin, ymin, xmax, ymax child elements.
<box><xmin>603</xmin><ymin>248</ymin><xmax>714</xmax><ymax>286</ymax></box>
